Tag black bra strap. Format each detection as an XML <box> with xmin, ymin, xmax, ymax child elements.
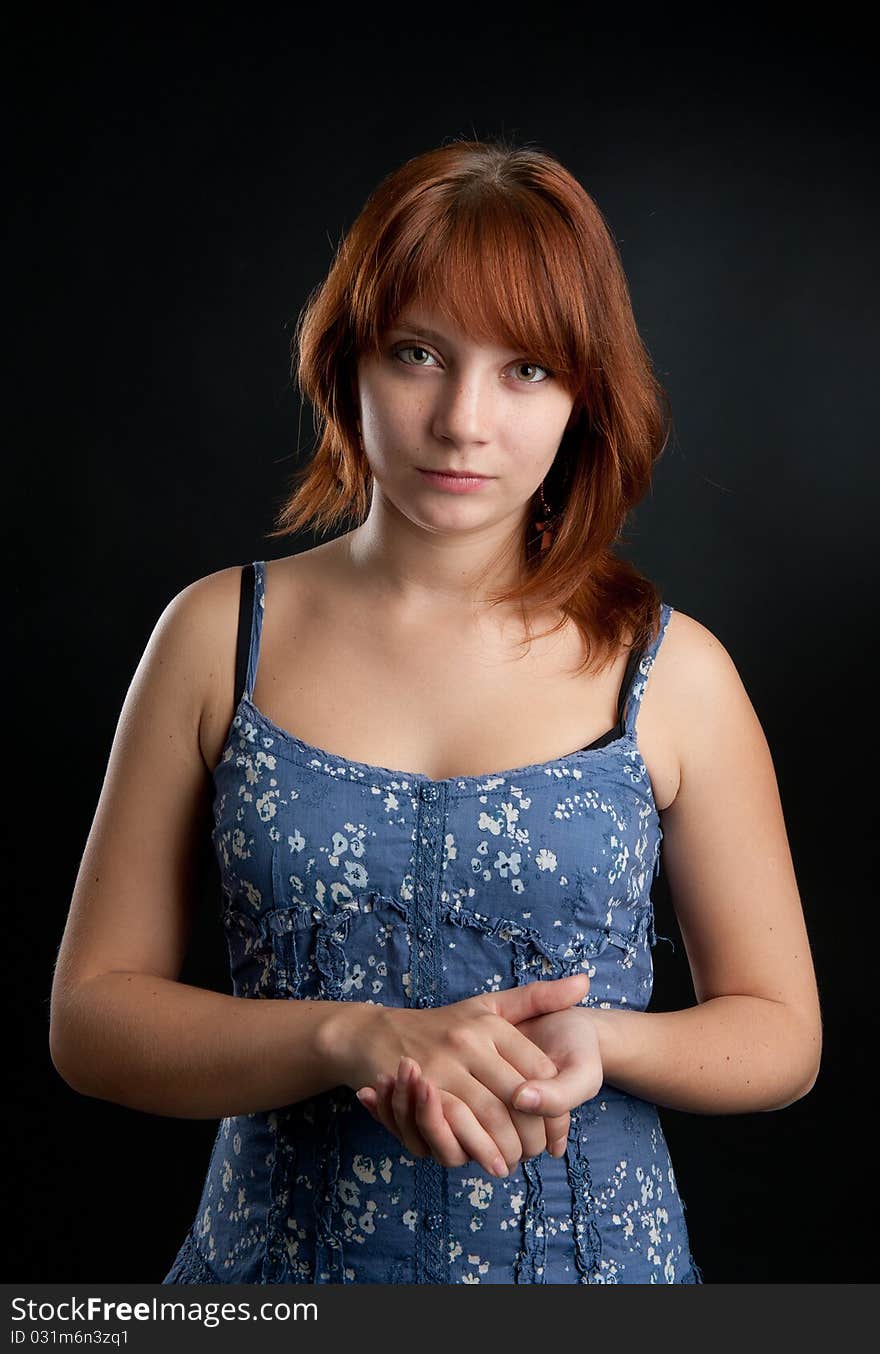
<box><xmin>578</xmin><ymin>642</ymin><xmax>645</xmax><ymax>752</ymax></box>
<box><xmin>616</xmin><ymin>644</ymin><xmax>643</xmax><ymax>727</ymax></box>
<box><xmin>233</xmin><ymin>563</ymin><xmax>255</xmax><ymax>712</ymax></box>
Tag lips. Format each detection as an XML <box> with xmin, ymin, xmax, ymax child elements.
<box><xmin>418</xmin><ymin>469</ymin><xmax>490</xmax><ymax>478</ymax></box>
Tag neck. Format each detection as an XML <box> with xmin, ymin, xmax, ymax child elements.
<box><xmin>343</xmin><ymin>500</ymin><xmax>529</xmax><ymax>624</ymax></box>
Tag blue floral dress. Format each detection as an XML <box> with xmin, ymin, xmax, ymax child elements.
<box><xmin>162</xmin><ymin>560</ymin><xmax>704</xmax><ymax>1284</ymax></box>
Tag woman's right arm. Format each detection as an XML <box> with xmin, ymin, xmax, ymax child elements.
<box><xmin>48</xmin><ymin>567</ymin><xmax>369</xmax><ymax>1120</ymax></box>
<box><xmin>48</xmin><ymin>567</ymin><xmax>586</xmax><ymax>1173</ymax></box>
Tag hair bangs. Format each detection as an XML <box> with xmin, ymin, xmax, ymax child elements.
<box><xmin>276</xmin><ymin>138</ymin><xmax>670</xmax><ymax>675</ymax></box>
<box><xmin>353</xmin><ymin>193</ymin><xmax>585</xmax><ymax>391</ymax></box>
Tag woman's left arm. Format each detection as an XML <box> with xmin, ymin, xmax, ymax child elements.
<box><xmin>520</xmin><ymin>614</ymin><xmax>823</xmax><ymax>1116</ymax></box>
<box><xmin>359</xmin><ymin>616</ymin><xmax>824</xmax><ymax>1148</ymax></box>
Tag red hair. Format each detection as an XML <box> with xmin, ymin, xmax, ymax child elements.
<box><xmin>267</xmin><ymin>137</ymin><xmax>672</xmax><ymax>675</ymax></box>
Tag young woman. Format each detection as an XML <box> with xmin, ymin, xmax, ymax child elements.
<box><xmin>49</xmin><ymin>138</ymin><xmax>822</xmax><ymax>1285</ymax></box>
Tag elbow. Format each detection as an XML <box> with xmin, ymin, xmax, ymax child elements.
<box><xmin>796</xmin><ymin>1059</ymin><xmax>821</xmax><ymax>1102</ymax></box>
<box><xmin>49</xmin><ymin>986</ymin><xmax>77</xmax><ymax>1089</ymax></box>
<box><xmin>801</xmin><ymin>1047</ymin><xmax>822</xmax><ymax>1096</ymax></box>
<box><xmin>49</xmin><ymin>1021</ymin><xmax>86</xmax><ymax>1095</ymax></box>
<box><xmin>763</xmin><ymin>1047</ymin><xmax>822</xmax><ymax>1113</ymax></box>
<box><xmin>768</xmin><ymin>1006</ymin><xmax>822</xmax><ymax>1110</ymax></box>
<box><xmin>49</xmin><ymin>997</ymin><xmax>102</xmax><ymax>1099</ymax></box>
<box><xmin>771</xmin><ymin>1074</ymin><xmax>819</xmax><ymax>1111</ymax></box>
<box><xmin>49</xmin><ymin>1041</ymin><xmax>77</xmax><ymax>1094</ymax></box>
<box><xmin>765</xmin><ymin>1075</ymin><xmax>818</xmax><ymax>1112</ymax></box>
<box><xmin>795</xmin><ymin>1017</ymin><xmax>823</xmax><ymax>1101</ymax></box>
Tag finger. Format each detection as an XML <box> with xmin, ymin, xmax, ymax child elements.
<box><xmin>355</xmin><ymin>1086</ymin><xmax>381</xmax><ymax>1120</ymax></box>
<box><xmin>369</xmin><ymin>1071</ymin><xmax>408</xmax><ymax>1143</ymax></box>
<box><xmin>544</xmin><ymin>1111</ymin><xmax>571</xmax><ymax>1157</ymax></box>
<box><xmin>489</xmin><ymin>973</ymin><xmax>590</xmax><ymax>1025</ymax></box>
<box><xmin>438</xmin><ymin>1066</ymin><xmax>528</xmax><ymax>1164</ymax></box>
<box><xmin>450</xmin><ymin>1072</ymin><xmax>546</xmax><ymax>1170</ymax></box>
<box><xmin>440</xmin><ymin>1060</ymin><xmax>550</xmax><ymax>1166</ymax></box>
<box><xmin>511</xmin><ymin>1058</ymin><xmax>603</xmax><ymax>1118</ymax></box>
<box><xmin>493</xmin><ymin>1020</ymin><xmax>565</xmax><ymax>1083</ymax></box>
<box><xmin>380</xmin><ymin>1070</ymin><xmax>431</xmax><ymax>1156</ymax></box>
<box><xmin>462</xmin><ymin>1036</ymin><xmax>561</xmax><ymax>1161</ymax></box>
<box><xmin>431</xmin><ymin>1086</ymin><xmax>513</xmax><ymax>1179</ymax></box>
<box><xmin>410</xmin><ymin>1077</ymin><xmax>470</xmax><ymax>1169</ymax></box>
<box><xmin>510</xmin><ymin>1105</ymin><xmax>554</xmax><ymax>1162</ymax></box>
<box><xmin>390</xmin><ymin>1059</ymin><xmax>433</xmax><ymax>1158</ymax></box>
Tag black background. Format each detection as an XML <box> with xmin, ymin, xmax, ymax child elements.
<box><xmin>7</xmin><ymin>14</ymin><xmax>877</xmax><ymax>1283</ymax></box>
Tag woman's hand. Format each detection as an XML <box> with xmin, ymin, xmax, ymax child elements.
<box><xmin>508</xmin><ymin>1005</ymin><xmax>605</xmax><ymax>1114</ymax></box>
<box><xmin>333</xmin><ymin>973</ymin><xmax>590</xmax><ymax>1177</ymax></box>
<box><xmin>357</xmin><ymin>1058</ymin><xmax>573</xmax><ymax>1165</ymax></box>
<box><xmin>356</xmin><ymin>1005</ymin><xmax>604</xmax><ymax>1166</ymax></box>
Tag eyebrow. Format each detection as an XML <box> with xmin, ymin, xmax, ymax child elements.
<box><xmin>388</xmin><ymin>319</ymin><xmax>519</xmax><ymax>354</ymax></box>
<box><xmin>388</xmin><ymin>320</ymin><xmax>454</xmax><ymax>345</ymax></box>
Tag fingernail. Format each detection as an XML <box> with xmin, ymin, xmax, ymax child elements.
<box><xmin>356</xmin><ymin>1090</ymin><xmax>367</xmax><ymax>1103</ymax></box>
<box><xmin>550</xmin><ymin>1137</ymin><xmax>567</xmax><ymax>1156</ymax></box>
<box><xmin>515</xmin><ymin>1088</ymin><xmax>540</xmax><ymax>1109</ymax></box>
<box><xmin>492</xmin><ymin>1156</ymin><xmax>508</xmax><ymax>1177</ymax></box>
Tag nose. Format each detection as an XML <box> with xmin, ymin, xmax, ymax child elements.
<box><xmin>429</xmin><ymin>371</ymin><xmax>495</xmax><ymax>448</ymax></box>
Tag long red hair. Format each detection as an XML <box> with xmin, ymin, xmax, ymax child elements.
<box><xmin>267</xmin><ymin>137</ymin><xmax>672</xmax><ymax>676</ymax></box>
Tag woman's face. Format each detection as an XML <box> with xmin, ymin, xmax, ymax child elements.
<box><xmin>354</xmin><ymin>304</ymin><xmax>577</xmax><ymax>535</ymax></box>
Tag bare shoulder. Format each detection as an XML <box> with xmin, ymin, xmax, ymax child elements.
<box><xmin>120</xmin><ymin>562</ymin><xmax>249</xmax><ymax>781</ymax></box>
<box><xmin>649</xmin><ymin>607</ymin><xmax>754</xmax><ymax>809</ymax></box>
<box><xmin>167</xmin><ymin>562</ymin><xmax>244</xmax><ymax>632</ymax></box>
<box><xmin>657</xmin><ymin>606</ymin><xmax>744</xmax><ymax>700</ymax></box>
<box><xmin>188</xmin><ymin>552</ymin><xmax>325</xmax><ymax>771</ymax></box>
<box><xmin>163</xmin><ymin>563</ymin><xmax>246</xmax><ymax>689</ymax></box>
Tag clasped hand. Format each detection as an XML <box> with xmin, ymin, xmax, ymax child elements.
<box><xmin>349</xmin><ymin>973</ymin><xmax>603</xmax><ymax>1178</ymax></box>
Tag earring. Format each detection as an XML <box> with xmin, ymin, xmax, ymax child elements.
<box><xmin>535</xmin><ymin>479</ymin><xmax>559</xmax><ymax>552</ymax></box>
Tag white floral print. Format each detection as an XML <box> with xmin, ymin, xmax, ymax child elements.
<box><xmin>162</xmin><ymin>562</ymin><xmax>703</xmax><ymax>1286</ymax></box>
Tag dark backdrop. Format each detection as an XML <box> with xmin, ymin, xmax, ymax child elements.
<box><xmin>7</xmin><ymin>15</ymin><xmax>877</xmax><ymax>1283</ymax></box>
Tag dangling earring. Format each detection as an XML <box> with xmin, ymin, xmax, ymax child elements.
<box><xmin>535</xmin><ymin>479</ymin><xmax>560</xmax><ymax>552</ymax></box>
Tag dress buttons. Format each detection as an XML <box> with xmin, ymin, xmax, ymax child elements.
<box><xmin>415</xmin><ymin>994</ymin><xmax>433</xmax><ymax>1008</ymax></box>
<box><xmin>418</xmin><ymin>925</ymin><xmax>434</xmax><ymax>944</ymax></box>
<box><xmin>425</xmin><ymin>1212</ymin><xmax>444</xmax><ymax>1233</ymax></box>
<box><xmin>419</xmin><ymin>783</ymin><xmax>440</xmax><ymax>802</ymax></box>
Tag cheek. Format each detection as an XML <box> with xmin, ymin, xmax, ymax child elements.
<box><xmin>361</xmin><ymin>390</ymin><xmax>421</xmax><ymax>451</ymax></box>
<box><xmin>512</xmin><ymin>434</ymin><xmax>568</xmax><ymax>487</ymax></box>
<box><xmin>514</xmin><ymin>393</ymin><xmax>573</xmax><ymax>447</ymax></box>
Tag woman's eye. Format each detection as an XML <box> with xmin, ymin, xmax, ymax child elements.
<box><xmin>391</xmin><ymin>345</ymin><xmax>551</xmax><ymax>382</ymax></box>
<box><xmin>393</xmin><ymin>345</ymin><xmax>438</xmax><ymax>367</ymax></box>
<box><xmin>512</xmin><ymin>361</ymin><xmax>551</xmax><ymax>384</ymax></box>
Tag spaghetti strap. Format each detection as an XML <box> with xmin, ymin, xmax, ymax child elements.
<box><xmin>246</xmin><ymin>561</ymin><xmax>267</xmax><ymax>699</ymax></box>
<box><xmin>621</xmin><ymin>601</ymin><xmax>675</xmax><ymax>738</ymax></box>
<box><xmin>578</xmin><ymin>602</ymin><xmax>673</xmax><ymax>753</ymax></box>
<box><xmin>233</xmin><ymin>565</ymin><xmax>254</xmax><ymax>713</ymax></box>
<box><xmin>232</xmin><ymin>561</ymin><xmax>267</xmax><ymax>709</ymax></box>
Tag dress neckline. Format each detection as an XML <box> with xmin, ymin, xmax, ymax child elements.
<box><xmin>223</xmin><ymin>690</ymin><xmax>656</xmax><ymax>807</ymax></box>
